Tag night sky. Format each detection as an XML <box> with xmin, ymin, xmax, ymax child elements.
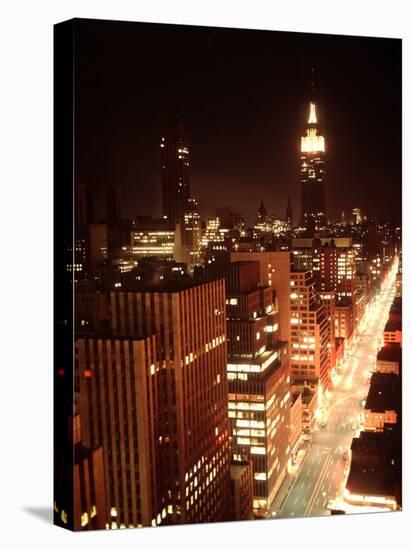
<box><xmin>75</xmin><ymin>18</ymin><xmax>402</xmax><ymax>226</ymax></box>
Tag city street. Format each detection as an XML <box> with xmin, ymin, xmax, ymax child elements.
<box><xmin>270</xmin><ymin>258</ymin><xmax>398</xmax><ymax>519</ymax></box>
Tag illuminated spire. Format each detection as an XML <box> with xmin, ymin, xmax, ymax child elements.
<box><xmin>308</xmin><ymin>102</ymin><xmax>317</xmax><ymax>124</ymax></box>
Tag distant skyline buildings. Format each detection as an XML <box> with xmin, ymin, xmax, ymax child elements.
<box><xmin>75</xmin><ymin>21</ymin><xmax>401</xmax><ymax>227</ymax></box>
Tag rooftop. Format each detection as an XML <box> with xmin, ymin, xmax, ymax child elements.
<box><xmin>389</xmin><ymin>297</ymin><xmax>402</xmax><ymax>320</ymax></box>
<box><xmin>365</xmin><ymin>373</ymin><xmax>400</xmax><ymax>412</ymax></box>
<box><xmin>113</xmin><ymin>278</ymin><xmax>221</xmax><ymax>293</ymax></box>
<box><xmin>350</xmin><ymin>429</ymin><xmax>395</xmax><ymax>457</ymax></box>
<box><xmin>230</xmin><ymin>462</ymin><xmax>251</xmax><ymax>480</ymax></box>
<box><xmin>346</xmin><ymin>463</ymin><xmax>399</xmax><ymax>499</ymax></box>
<box><xmin>377</xmin><ymin>344</ymin><xmax>402</xmax><ymax>363</ymax></box>
<box><xmin>384</xmin><ymin>319</ymin><xmax>402</xmax><ymax>333</ymax></box>
<box><xmin>292</xmin><ymin>237</ymin><xmax>353</xmax><ymax>248</ymax></box>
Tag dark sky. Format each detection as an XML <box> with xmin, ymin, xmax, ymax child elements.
<box><xmin>75</xmin><ymin>18</ymin><xmax>402</xmax><ymax>226</ymax></box>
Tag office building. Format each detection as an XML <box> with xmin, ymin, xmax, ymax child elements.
<box><xmin>230</xmin><ymin>251</ymin><xmax>293</xmax><ymax>344</ymax></box>
<box><xmin>300</xmin><ymin>102</ymin><xmax>326</xmax><ymax>231</ymax></box>
<box><xmin>344</xmin><ymin>428</ymin><xmax>401</xmax><ymax>510</ymax></box>
<box><xmin>376</xmin><ymin>344</ymin><xmax>402</xmax><ymax>375</ymax></box>
<box><xmin>290</xmin><ymin>393</ymin><xmax>303</xmax><ymax>452</ymax></box>
<box><xmin>106</xmin><ymin>183</ymin><xmax>122</xmax><ymax>229</ymax></box>
<box><xmin>87</xmin><ymin>224</ymin><xmax>108</xmax><ymax>271</ymax></box>
<box><xmin>181</xmin><ymin>197</ymin><xmax>202</xmax><ymax>269</ymax></box>
<box><xmin>383</xmin><ymin>321</ymin><xmax>402</xmax><ymax>346</ymax></box>
<box><xmin>206</xmin><ymin>261</ymin><xmax>291</xmax><ymax>517</ymax></box>
<box><xmin>352</xmin><ymin>208</ymin><xmax>362</xmax><ymax>225</ymax></box>
<box><xmin>286</xmin><ymin>196</ymin><xmax>293</xmax><ymax>232</ymax></box>
<box><xmin>230</xmin><ymin>251</ymin><xmax>331</xmax><ymax>389</ymax></box>
<box><xmin>216</xmin><ymin>207</ymin><xmax>244</xmax><ymax>231</ymax></box>
<box><xmin>317</xmin><ymin>291</ymin><xmax>336</xmax><ymax>372</ymax></box>
<box><xmin>292</xmin><ymin>237</ymin><xmax>356</xmax><ymax>301</ymax></box>
<box><xmin>73</xmin><ymin>414</ymin><xmax>107</xmax><ymax>531</ymax></box>
<box><xmin>76</xmin><ymin>180</ymin><xmax>94</xmax><ymax>226</ymax></box>
<box><xmin>289</xmin><ymin>271</ymin><xmax>331</xmax><ymax>390</ymax></box>
<box><xmin>76</xmin><ymin>335</ymin><xmax>160</xmax><ymax>528</ymax></box>
<box><xmin>127</xmin><ymin>219</ymin><xmax>176</xmax><ymax>261</ymax></box>
<box><xmin>109</xmin><ymin>279</ymin><xmax>231</xmax><ymax>525</ymax></box>
<box><xmin>363</xmin><ymin>373</ymin><xmax>400</xmax><ymax>432</ymax></box>
<box><xmin>161</xmin><ymin>115</ymin><xmax>191</xmax><ymax>223</ymax></box>
<box><xmin>335</xmin><ymin>300</ymin><xmax>354</xmax><ymax>340</ymax></box>
<box><xmin>229</xmin><ymin>462</ymin><xmax>254</xmax><ymax>521</ymax></box>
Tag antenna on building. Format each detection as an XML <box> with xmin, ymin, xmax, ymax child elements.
<box><xmin>310</xmin><ymin>66</ymin><xmax>316</xmax><ymax>100</ymax></box>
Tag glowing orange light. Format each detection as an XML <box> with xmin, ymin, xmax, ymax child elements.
<box><xmin>308</xmin><ymin>102</ymin><xmax>318</xmax><ymax>124</ymax></box>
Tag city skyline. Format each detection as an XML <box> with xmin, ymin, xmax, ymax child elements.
<box><xmin>55</xmin><ymin>18</ymin><xmax>402</xmax><ymax>531</ymax></box>
<box><xmin>75</xmin><ymin>20</ymin><xmax>401</xmax><ymax>226</ymax></box>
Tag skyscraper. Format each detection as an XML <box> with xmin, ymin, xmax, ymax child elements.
<box><xmin>289</xmin><ymin>271</ymin><xmax>331</xmax><ymax>390</ymax></box>
<box><xmin>109</xmin><ymin>279</ymin><xmax>231</xmax><ymax>525</ymax></box>
<box><xmin>182</xmin><ymin>197</ymin><xmax>202</xmax><ymax>269</ymax></box>
<box><xmin>352</xmin><ymin>208</ymin><xmax>362</xmax><ymax>224</ymax></box>
<box><xmin>76</xmin><ymin>335</ymin><xmax>160</xmax><ymax>528</ymax></box>
<box><xmin>75</xmin><ymin>180</ymin><xmax>94</xmax><ymax>226</ymax></box>
<box><xmin>300</xmin><ymin>102</ymin><xmax>326</xmax><ymax>231</ymax></box>
<box><xmin>205</xmin><ymin>261</ymin><xmax>291</xmax><ymax>517</ymax></box>
<box><xmin>106</xmin><ymin>183</ymin><xmax>122</xmax><ymax>229</ymax></box>
<box><xmin>340</xmin><ymin>205</ymin><xmax>347</xmax><ymax>227</ymax></box>
<box><xmin>256</xmin><ymin>200</ymin><xmax>268</xmax><ymax>225</ymax></box>
<box><xmin>286</xmin><ymin>196</ymin><xmax>293</xmax><ymax>231</ymax></box>
<box><xmin>161</xmin><ymin>116</ymin><xmax>202</xmax><ymax>271</ymax></box>
<box><xmin>161</xmin><ymin>115</ymin><xmax>191</xmax><ymax>224</ymax></box>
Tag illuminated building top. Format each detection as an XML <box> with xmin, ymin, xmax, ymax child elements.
<box><xmin>308</xmin><ymin>102</ymin><xmax>318</xmax><ymax>124</ymax></box>
<box><xmin>301</xmin><ymin>102</ymin><xmax>325</xmax><ymax>153</ymax></box>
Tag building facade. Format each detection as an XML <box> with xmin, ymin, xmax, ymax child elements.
<box><xmin>205</xmin><ymin>261</ymin><xmax>291</xmax><ymax>517</ymax></box>
<box><xmin>161</xmin><ymin>116</ymin><xmax>191</xmax><ymax>224</ymax></box>
<box><xmin>300</xmin><ymin>102</ymin><xmax>326</xmax><ymax>231</ymax></box>
<box><xmin>290</xmin><ymin>271</ymin><xmax>331</xmax><ymax>390</ymax></box>
<box><xmin>76</xmin><ymin>335</ymin><xmax>160</xmax><ymax>528</ymax></box>
<box><xmin>229</xmin><ymin>462</ymin><xmax>254</xmax><ymax>521</ymax></box>
<box><xmin>109</xmin><ymin>280</ymin><xmax>231</xmax><ymax>525</ymax></box>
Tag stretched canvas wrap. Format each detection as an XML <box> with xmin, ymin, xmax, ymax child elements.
<box><xmin>54</xmin><ymin>18</ymin><xmax>402</xmax><ymax>531</ymax></box>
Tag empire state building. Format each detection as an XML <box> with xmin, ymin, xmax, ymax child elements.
<box><xmin>300</xmin><ymin>102</ymin><xmax>326</xmax><ymax>231</ymax></box>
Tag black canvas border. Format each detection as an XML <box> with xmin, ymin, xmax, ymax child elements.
<box><xmin>53</xmin><ymin>18</ymin><xmax>75</xmax><ymax>532</ymax></box>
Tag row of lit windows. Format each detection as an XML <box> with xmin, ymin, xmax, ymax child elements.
<box><xmin>292</xmin><ymin>354</ymin><xmax>315</xmax><ymax>362</ymax></box>
<box><xmin>234</xmin><ymin>428</ymin><xmax>265</xmax><ymax>437</ymax></box>
<box><xmin>228</xmin><ymin>402</ymin><xmax>265</xmax><ymax>411</ymax></box>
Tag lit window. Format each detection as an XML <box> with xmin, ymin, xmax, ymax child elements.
<box><xmin>251</xmin><ymin>447</ymin><xmax>266</xmax><ymax>455</ymax></box>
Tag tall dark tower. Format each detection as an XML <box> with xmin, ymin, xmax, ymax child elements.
<box><xmin>75</xmin><ymin>180</ymin><xmax>94</xmax><ymax>226</ymax></box>
<box><xmin>106</xmin><ymin>183</ymin><xmax>122</xmax><ymax>228</ymax></box>
<box><xmin>300</xmin><ymin>97</ymin><xmax>326</xmax><ymax>232</ymax></box>
<box><xmin>256</xmin><ymin>200</ymin><xmax>268</xmax><ymax>224</ymax></box>
<box><xmin>340</xmin><ymin>204</ymin><xmax>347</xmax><ymax>227</ymax></box>
<box><xmin>286</xmin><ymin>196</ymin><xmax>293</xmax><ymax>231</ymax></box>
<box><xmin>161</xmin><ymin>115</ymin><xmax>191</xmax><ymax>223</ymax></box>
